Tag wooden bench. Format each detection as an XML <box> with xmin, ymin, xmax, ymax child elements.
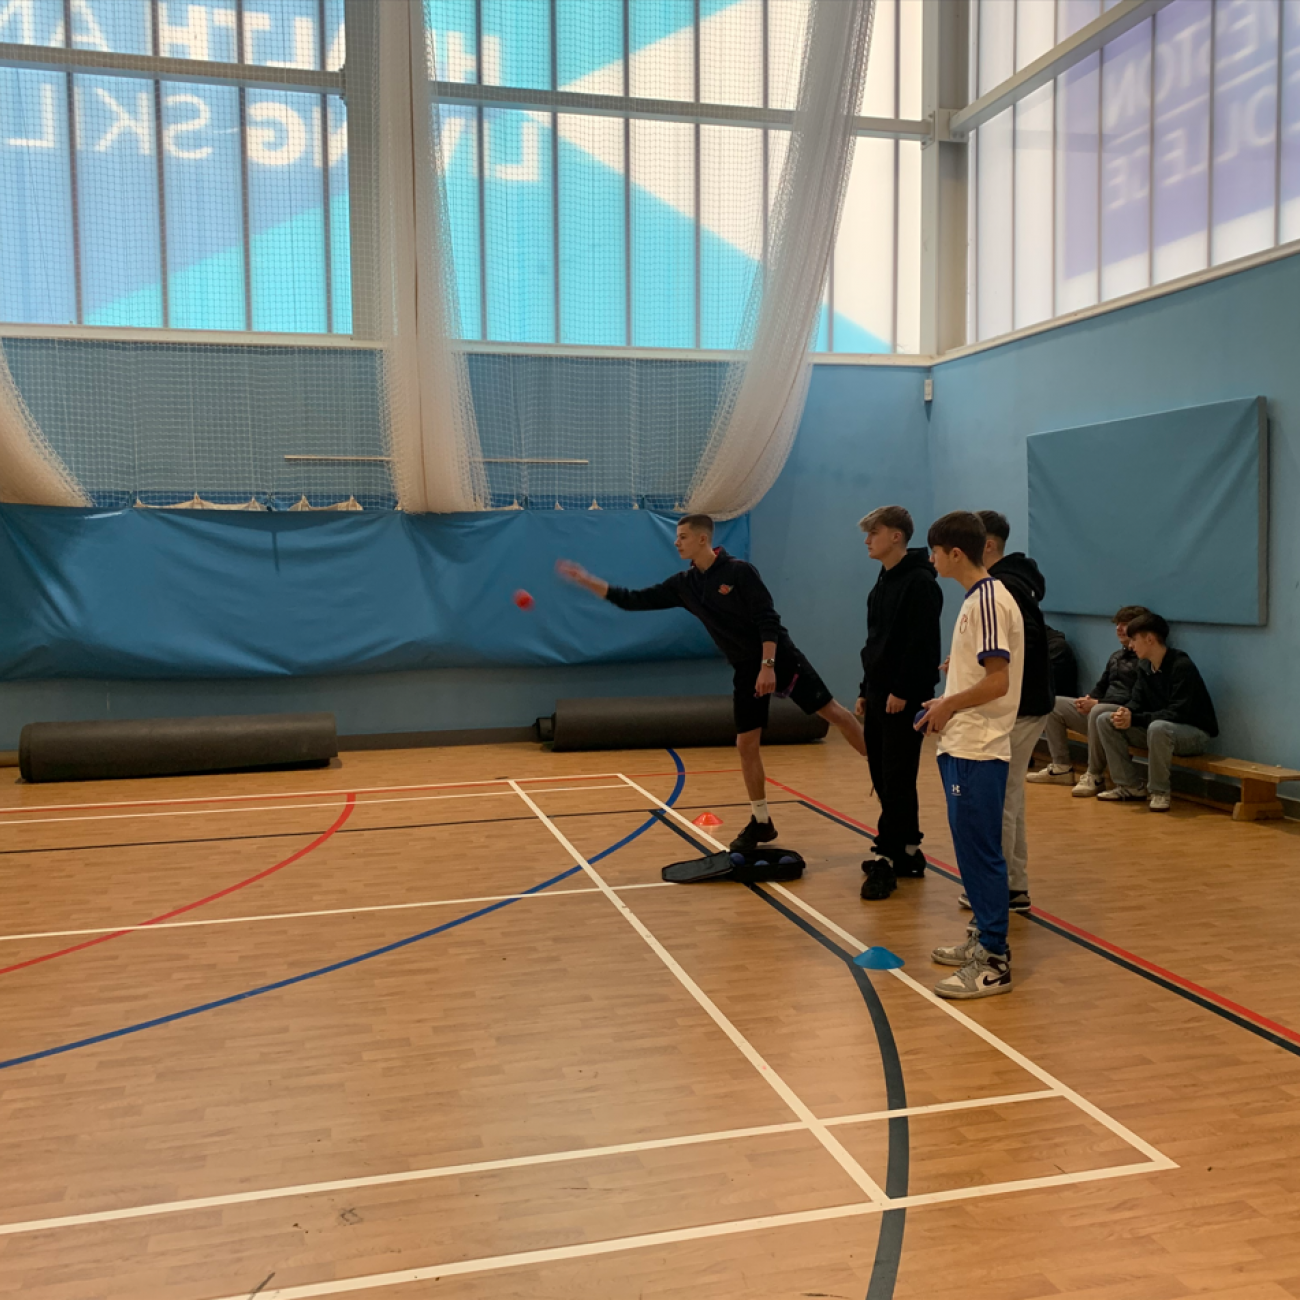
<box><xmin>1064</xmin><ymin>729</ymin><xmax>1300</xmax><ymax>821</ymax></box>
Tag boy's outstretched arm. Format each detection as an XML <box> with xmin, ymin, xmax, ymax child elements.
<box><xmin>556</xmin><ymin>559</ymin><xmax>609</xmax><ymax>599</ymax></box>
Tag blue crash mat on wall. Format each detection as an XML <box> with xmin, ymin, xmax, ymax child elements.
<box><xmin>1028</xmin><ymin>397</ymin><xmax>1267</xmax><ymax>626</ymax></box>
<box><xmin>0</xmin><ymin>507</ymin><xmax>747</xmax><ymax>680</ymax></box>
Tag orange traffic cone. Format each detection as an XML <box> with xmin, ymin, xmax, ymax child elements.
<box><xmin>692</xmin><ymin>811</ymin><xmax>723</xmax><ymax>828</ymax></box>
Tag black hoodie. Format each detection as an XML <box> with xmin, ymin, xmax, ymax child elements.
<box><xmin>859</xmin><ymin>547</ymin><xmax>943</xmax><ymax>704</ymax></box>
<box><xmin>988</xmin><ymin>552</ymin><xmax>1053</xmax><ymax>718</ymax></box>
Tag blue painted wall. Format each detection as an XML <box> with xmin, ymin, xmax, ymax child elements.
<box><xmin>7</xmin><ymin>247</ymin><xmax>1295</xmax><ymax>759</ymax></box>
<box><xmin>750</xmin><ymin>363</ymin><xmax>934</xmax><ymax>706</ymax></box>
<box><xmin>0</xmin><ymin>361</ymin><xmax>931</xmax><ymax>746</ymax></box>
<box><xmin>928</xmin><ymin>250</ymin><xmax>1300</xmax><ymax>771</ymax></box>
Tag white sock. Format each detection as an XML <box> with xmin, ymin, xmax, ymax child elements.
<box><xmin>751</xmin><ymin>799</ymin><xmax>770</xmax><ymax>823</ymax></box>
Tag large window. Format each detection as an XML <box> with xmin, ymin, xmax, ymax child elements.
<box><xmin>0</xmin><ymin>0</ymin><xmax>923</xmax><ymax>352</ymax></box>
<box><xmin>969</xmin><ymin>0</ymin><xmax>1296</xmax><ymax>342</ymax></box>
<box><xmin>0</xmin><ymin>0</ymin><xmax>350</xmax><ymax>332</ymax></box>
<box><xmin>430</xmin><ymin>0</ymin><xmax>922</xmax><ymax>353</ymax></box>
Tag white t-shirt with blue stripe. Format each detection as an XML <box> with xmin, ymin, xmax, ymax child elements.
<box><xmin>937</xmin><ymin>576</ymin><xmax>1024</xmax><ymax>762</ymax></box>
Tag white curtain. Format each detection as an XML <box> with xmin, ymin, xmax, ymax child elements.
<box><xmin>0</xmin><ymin>346</ymin><xmax>89</xmax><ymax>507</ymax></box>
<box><xmin>368</xmin><ymin>0</ymin><xmax>488</xmax><ymax>514</ymax></box>
<box><xmin>686</xmin><ymin>0</ymin><xmax>876</xmax><ymax>520</ymax></box>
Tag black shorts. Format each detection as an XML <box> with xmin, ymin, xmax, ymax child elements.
<box><xmin>732</xmin><ymin>654</ymin><xmax>834</xmax><ymax>734</ymax></box>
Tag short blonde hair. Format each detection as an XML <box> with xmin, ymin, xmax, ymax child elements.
<box><xmin>858</xmin><ymin>505</ymin><xmax>913</xmax><ymax>541</ymax></box>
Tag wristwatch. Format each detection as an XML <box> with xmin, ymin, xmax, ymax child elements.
<box><xmin>761</xmin><ymin>657</ymin><xmax>777</xmax><ymax>667</ymax></box>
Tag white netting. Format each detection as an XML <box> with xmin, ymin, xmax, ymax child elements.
<box><xmin>0</xmin><ymin>342</ymin><xmax>88</xmax><ymax>505</ymax></box>
<box><xmin>0</xmin><ymin>0</ymin><xmax>894</xmax><ymax>514</ymax></box>
<box><xmin>687</xmin><ymin>0</ymin><xmax>876</xmax><ymax>518</ymax></box>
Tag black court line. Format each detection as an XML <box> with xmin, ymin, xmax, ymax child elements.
<box><xmin>652</xmin><ymin>813</ymin><xmax>908</xmax><ymax>1300</ymax></box>
<box><xmin>795</xmin><ymin>798</ymin><xmax>1300</xmax><ymax>1062</ymax></box>
<box><xmin>0</xmin><ymin>802</ymin><xmax>796</xmax><ymax>857</ymax></box>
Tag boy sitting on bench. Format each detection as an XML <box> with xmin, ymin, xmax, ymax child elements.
<box><xmin>1094</xmin><ymin>613</ymin><xmax>1219</xmax><ymax>812</ymax></box>
<box><xmin>1028</xmin><ymin>604</ymin><xmax>1149</xmax><ymax>797</ymax></box>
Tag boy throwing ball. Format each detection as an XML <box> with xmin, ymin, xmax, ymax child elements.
<box><xmin>558</xmin><ymin>514</ymin><xmax>866</xmax><ymax>850</ymax></box>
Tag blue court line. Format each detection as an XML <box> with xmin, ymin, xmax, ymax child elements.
<box><xmin>0</xmin><ymin>751</ymin><xmax>687</xmax><ymax>1074</ymax></box>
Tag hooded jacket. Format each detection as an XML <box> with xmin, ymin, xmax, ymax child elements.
<box><xmin>987</xmin><ymin>552</ymin><xmax>1053</xmax><ymax>718</ymax></box>
<box><xmin>859</xmin><ymin>547</ymin><xmax>943</xmax><ymax>704</ymax></box>
<box><xmin>1129</xmin><ymin>647</ymin><xmax>1219</xmax><ymax>737</ymax></box>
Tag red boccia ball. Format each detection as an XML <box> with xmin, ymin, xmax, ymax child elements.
<box><xmin>513</xmin><ymin>589</ymin><xmax>535</xmax><ymax>610</ymax></box>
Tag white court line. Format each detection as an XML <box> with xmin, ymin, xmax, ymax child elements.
<box><xmin>765</xmin><ymin>882</ymin><xmax>1179</xmax><ymax>1172</ymax></box>
<box><xmin>0</xmin><ymin>784</ymin><xmax>630</xmax><ymax>831</ymax></box>
<box><xmin>0</xmin><ymin>882</ymin><xmax>675</xmax><ymax>944</ymax></box>
<box><xmin>822</xmin><ymin>1089</ymin><xmax>1057</xmax><ymax>1126</ymax></box>
<box><xmin>615</xmin><ymin>773</ymin><xmax>1178</xmax><ymax>1174</ymax></box>
<box><xmin>507</xmin><ymin>778</ymin><xmax>889</xmax><ymax>1206</ymax></box>
<box><xmin>0</xmin><ymin>1089</ymin><xmax>1070</xmax><ymax>1239</ymax></box>
<box><xmin>0</xmin><ymin>771</ymin><xmax>636</xmax><ymax>819</ymax></box>
<box><xmin>198</xmin><ymin>1159</ymin><xmax>1168</xmax><ymax>1300</ymax></box>
<box><xmin>0</xmin><ymin>1120</ymin><xmax>806</xmax><ymax>1238</ymax></box>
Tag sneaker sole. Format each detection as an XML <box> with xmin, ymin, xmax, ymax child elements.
<box><xmin>1071</xmin><ymin>788</ymin><xmax>1101</xmax><ymax>798</ymax></box>
<box><xmin>934</xmin><ymin>980</ymin><xmax>1013</xmax><ymax>1000</ymax></box>
<box><xmin>931</xmin><ymin>951</ymin><xmax>972</xmax><ymax>967</ymax></box>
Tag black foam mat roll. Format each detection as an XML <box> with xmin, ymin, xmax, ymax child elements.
<box><xmin>19</xmin><ymin>712</ymin><xmax>338</xmax><ymax>783</ymax></box>
<box><xmin>548</xmin><ymin>694</ymin><xmax>828</xmax><ymax>752</ymax></box>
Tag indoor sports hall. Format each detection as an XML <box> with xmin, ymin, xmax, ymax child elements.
<box><xmin>1</xmin><ymin>2</ymin><xmax>1298</xmax><ymax>1298</ymax></box>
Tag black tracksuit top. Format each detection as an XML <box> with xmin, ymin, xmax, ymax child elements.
<box><xmin>1090</xmin><ymin>647</ymin><xmax>1143</xmax><ymax>705</ymax></box>
<box><xmin>988</xmin><ymin>552</ymin><xmax>1054</xmax><ymax>718</ymax></box>
<box><xmin>859</xmin><ymin>547</ymin><xmax>943</xmax><ymax>704</ymax></box>
<box><xmin>1129</xmin><ymin>647</ymin><xmax>1219</xmax><ymax>737</ymax></box>
<box><xmin>605</xmin><ymin>549</ymin><xmax>796</xmax><ymax>668</ymax></box>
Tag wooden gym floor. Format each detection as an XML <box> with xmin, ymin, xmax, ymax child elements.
<box><xmin>1</xmin><ymin>734</ymin><xmax>1299</xmax><ymax>1300</ymax></box>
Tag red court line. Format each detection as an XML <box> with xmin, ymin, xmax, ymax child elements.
<box><xmin>767</xmin><ymin>775</ymin><xmax>1300</xmax><ymax>1050</ymax></box>
<box><xmin>0</xmin><ymin>795</ymin><xmax>356</xmax><ymax>977</ymax></box>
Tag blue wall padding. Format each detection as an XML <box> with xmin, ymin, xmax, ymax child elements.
<box><xmin>1027</xmin><ymin>397</ymin><xmax>1267</xmax><ymax>625</ymax></box>
<box><xmin>0</xmin><ymin>506</ymin><xmax>746</xmax><ymax>681</ymax></box>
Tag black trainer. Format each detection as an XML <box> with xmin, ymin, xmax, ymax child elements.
<box><xmin>730</xmin><ymin>816</ymin><xmax>779</xmax><ymax>852</ymax></box>
<box><xmin>860</xmin><ymin>857</ymin><xmax>896</xmax><ymax>901</ymax></box>
<box><xmin>894</xmin><ymin>848</ymin><xmax>927</xmax><ymax>879</ymax></box>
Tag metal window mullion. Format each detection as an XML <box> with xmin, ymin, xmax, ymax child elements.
<box><xmin>476</xmin><ymin>0</ymin><xmax>488</xmax><ymax>341</ymax></box>
<box><xmin>1207</xmin><ymin>0</ymin><xmax>1216</xmax><ymax>266</ymax></box>
<box><xmin>1145</xmin><ymin>13</ymin><xmax>1153</xmax><ymax>288</ymax></box>
<box><xmin>1275</xmin><ymin>0</ymin><xmax>1285</xmax><ymax>250</ymax></box>
<box><xmin>550</xmin><ymin>0</ymin><xmax>560</xmax><ymax>344</ymax></box>
<box><xmin>1010</xmin><ymin>0</ymin><xmax>1017</xmax><ymax>331</ymax></box>
<box><xmin>151</xmin><ymin>0</ymin><xmax>169</xmax><ymax>328</ymax></box>
<box><xmin>970</xmin><ymin>0</ymin><xmax>980</xmax><ymax>339</ymax></box>
<box><xmin>64</xmin><ymin>69</ymin><xmax>83</xmax><ymax>325</ymax></box>
<box><xmin>623</xmin><ymin>0</ymin><xmax>632</xmax><ymax>347</ymax></box>
<box><xmin>318</xmin><ymin>0</ymin><xmax>333</xmax><ymax>333</ymax></box>
<box><xmin>152</xmin><ymin>84</ymin><xmax>169</xmax><ymax>326</ymax></box>
<box><xmin>237</xmin><ymin>0</ymin><xmax>253</xmax><ymax>330</ymax></box>
<box><xmin>1095</xmin><ymin>37</ymin><xmax>1102</xmax><ymax>304</ymax></box>
<box><xmin>760</xmin><ymin>0</ymin><xmax>769</xmax><ymax>266</ymax></box>
<box><xmin>62</xmin><ymin>0</ymin><xmax>82</xmax><ymax>324</ymax></box>
<box><xmin>1050</xmin><ymin>2</ymin><xmax>1057</xmax><ymax>322</ymax></box>
<box><xmin>693</xmin><ymin>0</ymin><xmax>701</xmax><ymax>351</ymax></box>
<box><xmin>890</xmin><ymin>0</ymin><xmax>901</xmax><ymax>354</ymax></box>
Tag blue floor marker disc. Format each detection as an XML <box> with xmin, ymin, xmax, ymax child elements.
<box><xmin>853</xmin><ymin>946</ymin><xmax>905</xmax><ymax>970</ymax></box>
